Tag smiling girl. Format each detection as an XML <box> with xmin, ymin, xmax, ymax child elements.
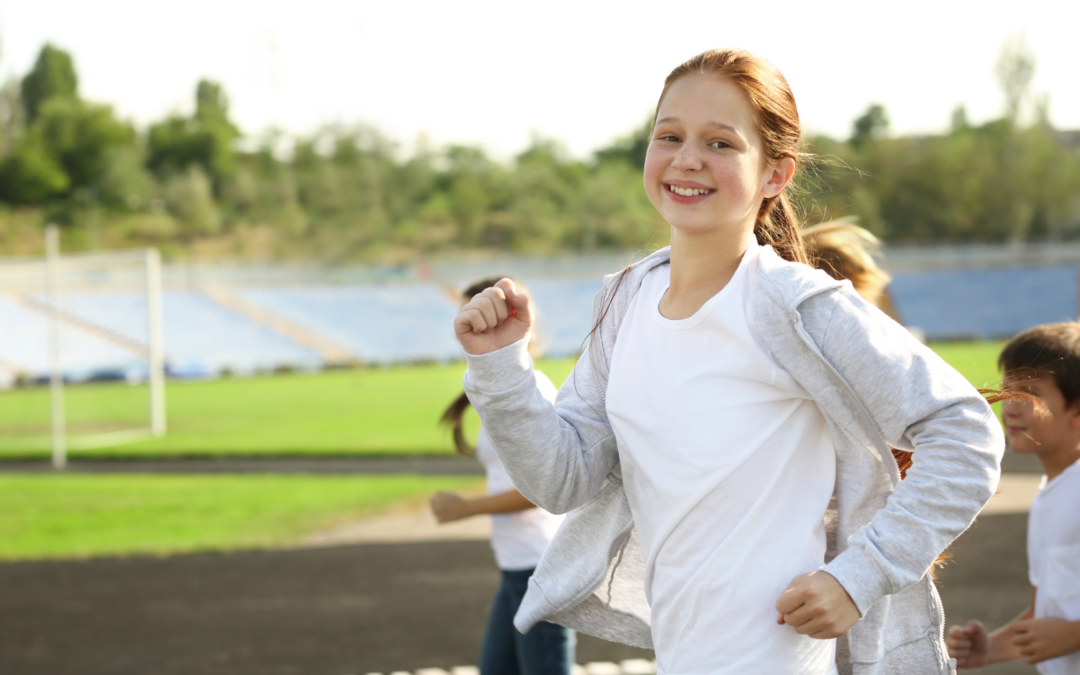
<box><xmin>453</xmin><ymin>49</ymin><xmax>1004</xmax><ymax>675</ymax></box>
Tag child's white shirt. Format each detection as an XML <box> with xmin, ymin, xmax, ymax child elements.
<box><xmin>475</xmin><ymin>370</ymin><xmax>565</xmax><ymax>571</ymax></box>
<box><xmin>606</xmin><ymin>241</ymin><xmax>838</xmax><ymax>675</ymax></box>
<box><xmin>1028</xmin><ymin>458</ymin><xmax>1080</xmax><ymax>675</ymax></box>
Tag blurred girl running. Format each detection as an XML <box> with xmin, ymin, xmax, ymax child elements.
<box><xmin>431</xmin><ymin>277</ymin><xmax>574</xmax><ymax>675</ymax></box>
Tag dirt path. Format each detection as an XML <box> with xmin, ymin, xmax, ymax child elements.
<box><xmin>0</xmin><ymin>509</ymin><xmax>1038</xmax><ymax>675</ymax></box>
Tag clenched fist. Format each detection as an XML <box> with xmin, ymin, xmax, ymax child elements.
<box><xmin>775</xmin><ymin>571</ymin><xmax>861</xmax><ymax>639</ymax></box>
<box><xmin>454</xmin><ymin>278</ymin><xmax>534</xmax><ymax>355</ymax></box>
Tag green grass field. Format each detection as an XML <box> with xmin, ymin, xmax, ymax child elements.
<box><xmin>0</xmin><ymin>358</ymin><xmax>579</xmax><ymax>457</ymax></box>
<box><xmin>0</xmin><ymin>342</ymin><xmax>1009</xmax><ymax>561</ymax></box>
<box><xmin>0</xmin><ymin>474</ymin><xmax>483</xmax><ymax>561</ymax></box>
<box><xmin>0</xmin><ymin>344</ymin><xmax>1007</xmax><ymax>458</ymax></box>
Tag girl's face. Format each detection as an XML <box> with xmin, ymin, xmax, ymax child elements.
<box><xmin>644</xmin><ymin>73</ymin><xmax>790</xmax><ymax>239</ymax></box>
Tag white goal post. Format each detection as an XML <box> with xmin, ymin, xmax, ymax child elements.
<box><xmin>0</xmin><ymin>225</ymin><xmax>166</xmax><ymax>468</ymax></box>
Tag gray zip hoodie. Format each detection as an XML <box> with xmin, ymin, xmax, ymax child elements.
<box><xmin>463</xmin><ymin>246</ymin><xmax>1004</xmax><ymax>675</ymax></box>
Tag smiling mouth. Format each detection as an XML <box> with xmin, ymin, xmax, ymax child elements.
<box><xmin>666</xmin><ymin>184</ymin><xmax>714</xmax><ymax>197</ymax></box>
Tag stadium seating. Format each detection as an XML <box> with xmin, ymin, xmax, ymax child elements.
<box><xmin>0</xmin><ymin>294</ymin><xmax>143</xmax><ymax>382</ymax></box>
<box><xmin>527</xmin><ymin>279</ymin><xmax>603</xmax><ymax>357</ymax></box>
<box><xmin>2</xmin><ymin>265</ymin><xmax>1077</xmax><ymax>379</ymax></box>
<box><xmin>33</xmin><ymin>291</ymin><xmax>322</xmax><ymax>377</ymax></box>
<box><xmin>889</xmin><ymin>266</ymin><xmax>1079</xmax><ymax>341</ymax></box>
<box><xmin>241</xmin><ymin>285</ymin><xmax>462</xmax><ymax>365</ymax></box>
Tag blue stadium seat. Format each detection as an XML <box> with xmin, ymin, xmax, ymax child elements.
<box><xmin>890</xmin><ymin>267</ymin><xmax>1079</xmax><ymax>341</ymax></box>
<box><xmin>241</xmin><ymin>285</ymin><xmax>462</xmax><ymax>365</ymax></box>
<box><xmin>0</xmin><ymin>295</ymin><xmax>144</xmax><ymax>382</ymax></box>
<box><xmin>527</xmin><ymin>279</ymin><xmax>603</xmax><ymax>357</ymax></box>
<box><xmin>38</xmin><ymin>292</ymin><xmax>321</xmax><ymax>376</ymax></box>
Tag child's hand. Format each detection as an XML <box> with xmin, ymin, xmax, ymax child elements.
<box><xmin>1013</xmin><ymin>617</ymin><xmax>1080</xmax><ymax>664</ymax></box>
<box><xmin>946</xmin><ymin>620</ymin><xmax>990</xmax><ymax>668</ymax></box>
<box><xmin>775</xmin><ymin>571</ymin><xmax>860</xmax><ymax>639</ymax></box>
<box><xmin>429</xmin><ymin>492</ymin><xmax>473</xmax><ymax>523</ymax></box>
<box><xmin>454</xmin><ymin>279</ymin><xmax>534</xmax><ymax>356</ymax></box>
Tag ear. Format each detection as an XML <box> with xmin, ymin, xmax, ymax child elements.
<box><xmin>762</xmin><ymin>156</ymin><xmax>796</xmax><ymax>199</ymax></box>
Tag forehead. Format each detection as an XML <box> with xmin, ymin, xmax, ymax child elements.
<box><xmin>1004</xmin><ymin>373</ymin><xmax>1061</xmax><ymax>393</ymax></box>
<box><xmin>657</xmin><ymin>73</ymin><xmax>758</xmax><ymax>132</ymax></box>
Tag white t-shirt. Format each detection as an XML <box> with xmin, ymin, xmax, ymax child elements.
<box><xmin>606</xmin><ymin>242</ymin><xmax>838</xmax><ymax>675</ymax></box>
<box><xmin>1028</xmin><ymin>459</ymin><xmax>1080</xmax><ymax>675</ymax></box>
<box><xmin>475</xmin><ymin>370</ymin><xmax>565</xmax><ymax>572</ymax></box>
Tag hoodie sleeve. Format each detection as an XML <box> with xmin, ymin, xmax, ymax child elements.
<box><xmin>463</xmin><ymin>303</ymin><xmax>620</xmax><ymax>516</ymax></box>
<box><xmin>814</xmin><ymin>289</ymin><xmax>1004</xmax><ymax>616</ymax></box>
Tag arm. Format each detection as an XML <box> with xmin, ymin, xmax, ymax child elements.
<box><xmin>809</xmin><ymin>289</ymin><xmax>1005</xmax><ymax>615</ymax></box>
<box><xmin>947</xmin><ymin>607</ymin><xmax>1032</xmax><ymax>668</ymax></box>
<box><xmin>457</xmin><ymin>280</ymin><xmax>620</xmax><ymax>514</ymax></box>
<box><xmin>1012</xmin><ymin>587</ymin><xmax>1080</xmax><ymax>665</ymax></box>
<box><xmin>430</xmin><ymin>488</ymin><xmax>535</xmax><ymax>523</ymax></box>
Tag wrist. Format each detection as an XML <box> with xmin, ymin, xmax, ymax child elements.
<box><xmin>462</xmin><ymin>498</ymin><xmax>483</xmax><ymax>518</ymax></box>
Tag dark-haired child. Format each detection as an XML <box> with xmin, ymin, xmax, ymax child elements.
<box><xmin>947</xmin><ymin>322</ymin><xmax>1080</xmax><ymax>673</ymax></box>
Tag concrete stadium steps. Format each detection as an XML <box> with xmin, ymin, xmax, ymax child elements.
<box><xmin>31</xmin><ymin>291</ymin><xmax>322</xmax><ymax>377</ymax></box>
<box><xmin>365</xmin><ymin>660</ymin><xmax>657</xmax><ymax>675</ymax></box>
<box><xmin>239</xmin><ymin>285</ymin><xmax>462</xmax><ymax>365</ymax></box>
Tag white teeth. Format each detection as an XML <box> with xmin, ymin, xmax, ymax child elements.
<box><xmin>668</xmin><ymin>185</ymin><xmax>710</xmax><ymax>196</ymax></box>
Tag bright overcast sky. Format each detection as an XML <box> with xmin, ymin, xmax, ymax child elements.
<box><xmin>1</xmin><ymin>0</ymin><xmax>1077</xmax><ymax>160</ymax></box>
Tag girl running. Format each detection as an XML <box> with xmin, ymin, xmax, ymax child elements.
<box><xmin>431</xmin><ymin>278</ymin><xmax>575</xmax><ymax>675</ymax></box>
<box><xmin>452</xmin><ymin>49</ymin><xmax>1003</xmax><ymax>675</ymax></box>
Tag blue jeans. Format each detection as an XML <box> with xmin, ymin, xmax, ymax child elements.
<box><xmin>478</xmin><ymin>568</ymin><xmax>576</xmax><ymax>675</ymax></box>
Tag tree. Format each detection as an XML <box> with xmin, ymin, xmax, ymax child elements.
<box><xmin>851</xmin><ymin>104</ymin><xmax>889</xmax><ymax>148</ymax></box>
<box><xmin>147</xmin><ymin>79</ymin><xmax>239</xmax><ymax>190</ymax></box>
<box><xmin>20</xmin><ymin>44</ymin><xmax>78</xmax><ymax>123</ymax></box>
<box><xmin>0</xmin><ymin>133</ymin><xmax>69</xmax><ymax>204</ymax></box>
<box><xmin>594</xmin><ymin>117</ymin><xmax>652</xmax><ymax>169</ymax></box>
<box><xmin>995</xmin><ymin>33</ymin><xmax>1035</xmax><ymax>125</ymax></box>
<box><xmin>34</xmin><ymin>98</ymin><xmax>135</xmax><ymax>191</ymax></box>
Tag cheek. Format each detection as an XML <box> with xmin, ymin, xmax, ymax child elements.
<box><xmin>643</xmin><ymin>150</ymin><xmax>667</xmax><ymax>202</ymax></box>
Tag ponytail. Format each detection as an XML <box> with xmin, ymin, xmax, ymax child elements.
<box><xmin>755</xmin><ymin>191</ymin><xmax>810</xmax><ymax>266</ymax></box>
<box><xmin>440</xmin><ymin>392</ymin><xmax>474</xmax><ymax>456</ymax></box>
<box><xmin>441</xmin><ymin>275</ymin><xmax>534</xmax><ymax>455</ymax></box>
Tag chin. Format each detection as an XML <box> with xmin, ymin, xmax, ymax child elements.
<box><xmin>1006</xmin><ymin>440</ymin><xmax>1039</xmax><ymax>455</ymax></box>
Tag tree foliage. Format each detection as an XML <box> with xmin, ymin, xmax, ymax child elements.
<box><xmin>20</xmin><ymin>44</ymin><xmax>78</xmax><ymax>123</ymax></box>
<box><xmin>0</xmin><ymin>41</ymin><xmax>1078</xmax><ymax>262</ymax></box>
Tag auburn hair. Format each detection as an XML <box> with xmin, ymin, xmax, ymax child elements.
<box><xmin>656</xmin><ymin>48</ymin><xmax>811</xmax><ymax>266</ymax></box>
<box><xmin>586</xmin><ymin>49</ymin><xmax>813</xmax><ymax>342</ymax></box>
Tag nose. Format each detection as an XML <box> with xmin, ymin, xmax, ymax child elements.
<box><xmin>671</xmin><ymin>141</ymin><xmax>703</xmax><ymax>172</ymax></box>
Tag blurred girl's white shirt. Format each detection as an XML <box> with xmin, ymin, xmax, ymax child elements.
<box><xmin>475</xmin><ymin>370</ymin><xmax>564</xmax><ymax>571</ymax></box>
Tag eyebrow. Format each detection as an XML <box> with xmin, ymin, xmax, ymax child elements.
<box><xmin>655</xmin><ymin>117</ymin><xmax>740</xmax><ymax>134</ymax></box>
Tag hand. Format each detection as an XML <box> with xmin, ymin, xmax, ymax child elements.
<box><xmin>454</xmin><ymin>279</ymin><xmax>534</xmax><ymax>356</ymax></box>
<box><xmin>947</xmin><ymin>620</ymin><xmax>990</xmax><ymax>668</ymax></box>
<box><xmin>1013</xmin><ymin>617</ymin><xmax>1080</xmax><ymax>664</ymax></box>
<box><xmin>429</xmin><ymin>492</ymin><xmax>474</xmax><ymax>523</ymax></box>
<box><xmin>775</xmin><ymin>571</ymin><xmax>861</xmax><ymax>639</ymax></box>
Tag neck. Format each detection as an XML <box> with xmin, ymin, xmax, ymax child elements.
<box><xmin>1043</xmin><ymin>446</ymin><xmax>1080</xmax><ymax>482</ymax></box>
<box><xmin>660</xmin><ymin>222</ymin><xmax>755</xmax><ymax>320</ymax></box>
